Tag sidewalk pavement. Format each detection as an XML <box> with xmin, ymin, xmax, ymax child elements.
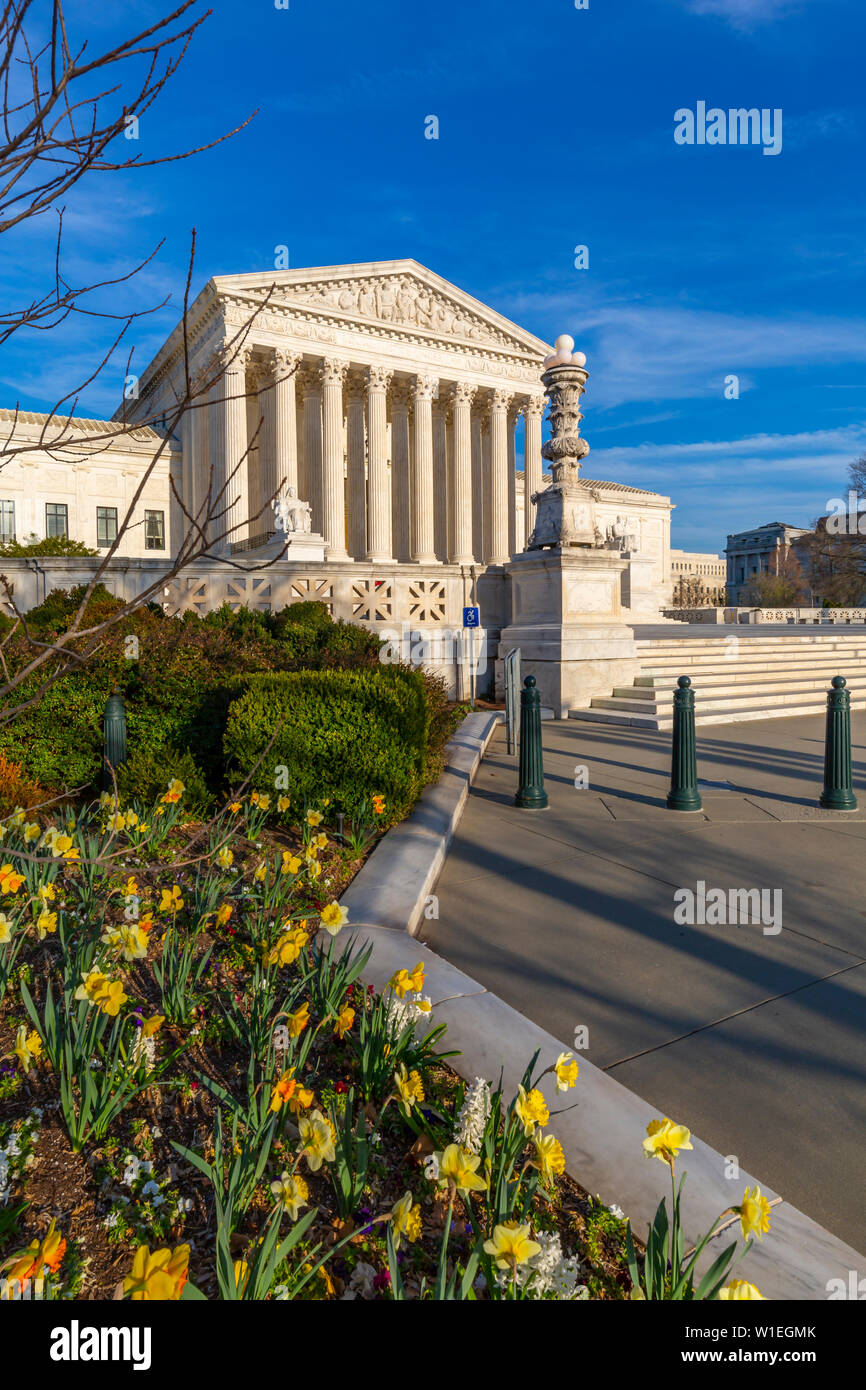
<box><xmin>422</xmin><ymin>713</ymin><xmax>866</xmax><ymax>1252</ymax></box>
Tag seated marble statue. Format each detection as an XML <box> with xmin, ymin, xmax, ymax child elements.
<box><xmin>273</xmin><ymin>485</ymin><xmax>312</xmax><ymax>536</ymax></box>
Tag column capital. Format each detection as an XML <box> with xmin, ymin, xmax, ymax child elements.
<box><xmin>366</xmin><ymin>364</ymin><xmax>393</xmax><ymax>393</ymax></box>
<box><xmin>246</xmin><ymin>357</ymin><xmax>270</xmax><ymax>393</ymax></box>
<box><xmin>297</xmin><ymin>363</ymin><xmax>320</xmax><ymax>395</ymax></box>
<box><xmin>319</xmin><ymin>357</ymin><xmax>349</xmax><ymax>389</ymax></box>
<box><xmin>412</xmin><ymin>372</ymin><xmax>438</xmax><ymax>403</ymax></box>
<box><xmin>449</xmin><ymin>380</ymin><xmax>477</xmax><ymax>408</ymax></box>
<box><xmin>272</xmin><ymin>346</ymin><xmax>302</xmax><ymax>376</ymax></box>
<box><xmin>390</xmin><ymin>379</ymin><xmax>414</xmax><ymax>411</ymax></box>
<box><xmin>523</xmin><ymin>394</ymin><xmax>546</xmax><ymax>419</ymax></box>
<box><xmin>491</xmin><ymin>388</ymin><xmax>514</xmax><ymax>414</ymax></box>
<box><xmin>222</xmin><ymin>342</ymin><xmax>254</xmax><ymax>379</ymax></box>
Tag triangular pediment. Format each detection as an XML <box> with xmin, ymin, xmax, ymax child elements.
<box><xmin>210</xmin><ymin>260</ymin><xmax>551</xmax><ymax>359</ymax></box>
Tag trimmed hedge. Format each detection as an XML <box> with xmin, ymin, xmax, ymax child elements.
<box><xmin>223</xmin><ymin>667</ymin><xmax>435</xmax><ymax>821</ymax></box>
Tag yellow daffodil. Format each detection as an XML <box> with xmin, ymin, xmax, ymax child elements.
<box><xmin>123</xmin><ymin>1243</ymin><xmax>189</xmax><ymax>1300</ymax></box>
<box><xmin>515</xmin><ymin>1085</ymin><xmax>550</xmax><ymax>1137</ymax></box>
<box><xmin>434</xmin><ymin>1144</ymin><xmax>487</xmax><ymax>1197</ymax></box>
<box><xmin>391</xmin><ymin>1191</ymin><xmax>423</xmax><ymax>1249</ymax></box>
<box><xmin>287</xmin><ymin>1001</ymin><xmax>310</xmax><ymax>1039</ymax></box>
<box><xmin>142</xmin><ymin>1015</ymin><xmax>164</xmax><ymax>1037</ymax></box>
<box><xmin>389</xmin><ymin>961</ymin><xmax>425</xmax><ymax>999</ymax></box>
<box><xmin>298</xmin><ymin>1110</ymin><xmax>336</xmax><ymax>1171</ymax></box>
<box><xmin>23</xmin><ymin>822</ymin><xmax>41</xmax><ymax>842</ymax></box>
<box><xmin>124</xmin><ymin>876</ymin><xmax>139</xmax><ymax>896</ymax></box>
<box><xmin>483</xmin><ymin>1221</ymin><xmax>542</xmax><ymax>1272</ymax></box>
<box><xmin>233</xmin><ymin>1259</ymin><xmax>250</xmax><ymax>1295</ymax></box>
<box><xmin>313</xmin><ymin>832</ymin><xmax>328</xmax><ymax>851</ymax></box>
<box><xmin>736</xmin><ymin>1186</ymin><xmax>772</xmax><ymax>1242</ymax></box>
<box><xmin>37</xmin><ymin>883</ymin><xmax>56</xmax><ymax>904</ymax></box>
<box><xmin>319</xmin><ymin>901</ymin><xmax>348</xmax><ymax>936</ymax></box>
<box><xmin>215</xmin><ymin>903</ymin><xmax>233</xmax><ymax>928</ymax></box>
<box><xmin>253</xmin><ymin>861</ymin><xmax>268</xmax><ymax>882</ymax></box>
<box><xmin>288</xmin><ymin>1083</ymin><xmax>315</xmax><ymax>1116</ymax></box>
<box><xmin>719</xmin><ymin>1280</ymin><xmax>766</xmax><ymax>1300</ymax></box>
<box><xmin>106</xmin><ymin>813</ymin><xmax>127</xmax><ymax>833</ymax></box>
<box><xmin>250</xmin><ymin>791</ymin><xmax>270</xmax><ymax>811</ymax></box>
<box><xmin>372</xmin><ymin>794</ymin><xmax>385</xmax><ymax>815</ymax></box>
<box><xmin>269</xmin><ymin>1071</ymin><xmax>298</xmax><ymax>1113</ymax></box>
<box><xmin>642</xmin><ymin>1117</ymin><xmax>694</xmax><ymax>1168</ymax></box>
<box><xmin>35</xmin><ymin>909</ymin><xmax>58</xmax><ymax>940</ymax></box>
<box><xmin>334</xmin><ymin>1004</ymin><xmax>354</xmax><ymax>1039</ymax></box>
<box><xmin>216</xmin><ymin>846</ymin><xmax>234</xmax><ymax>870</ymax></box>
<box><xmin>161</xmin><ymin>779</ymin><xmax>185</xmax><ymax>805</ymax></box>
<box><xmin>125</xmin><ymin>810</ymin><xmax>139</xmax><ymax>829</ymax></box>
<box><xmin>0</xmin><ymin>864</ymin><xmax>25</xmax><ymax>894</ymax></box>
<box><xmin>97</xmin><ymin>978</ymin><xmax>128</xmax><ymax>1017</ymax></box>
<box><xmin>14</xmin><ymin>1024</ymin><xmax>42</xmax><ymax>1074</ymax></box>
<box><xmin>228</xmin><ymin>801</ymin><xmax>242</xmax><ymax>814</ymax></box>
<box><xmin>101</xmin><ymin>922</ymin><xmax>149</xmax><ymax>960</ymax></box>
<box><xmin>0</xmin><ymin>912</ymin><xmax>11</xmax><ymax>944</ymax></box>
<box><xmin>394</xmin><ymin>1063</ymin><xmax>425</xmax><ymax>1113</ymax></box>
<box><xmin>267</xmin><ymin>926</ymin><xmax>309</xmax><ymax>968</ymax></box>
<box><xmin>306</xmin><ymin>858</ymin><xmax>322</xmax><ymax>880</ymax></box>
<box><xmin>280</xmin><ymin>852</ymin><xmax>302</xmax><ymax>876</ymax></box>
<box><xmin>533</xmin><ymin>1131</ymin><xmax>566</xmax><ymax>1183</ymax></box>
<box><xmin>270</xmin><ymin>1171</ymin><xmax>309</xmax><ymax>1220</ymax></box>
<box><xmin>277</xmin><ymin>795</ymin><xmax>291</xmax><ymax>813</ymax></box>
<box><xmin>159</xmin><ymin>885</ymin><xmax>184</xmax><ymax>913</ymax></box>
<box><xmin>50</xmin><ymin>835</ymin><xmax>76</xmax><ymax>860</ymax></box>
<box><xmin>553</xmin><ymin>1051</ymin><xmax>579</xmax><ymax>1092</ymax></box>
<box><xmin>75</xmin><ymin>969</ymin><xmax>111</xmax><ymax>1005</ymax></box>
<box><xmin>1</xmin><ymin>1218</ymin><xmax>66</xmax><ymax>1284</ymax></box>
<box><xmin>305</xmin><ymin>809</ymin><xmax>323</xmax><ymax>827</ymax></box>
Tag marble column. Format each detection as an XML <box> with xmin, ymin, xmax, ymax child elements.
<box><xmin>299</xmin><ymin>364</ymin><xmax>323</xmax><ymax>536</ymax></box>
<box><xmin>390</xmin><ymin>381</ymin><xmax>412</xmax><ymax>563</ymax></box>
<box><xmin>345</xmin><ymin>371</ymin><xmax>367</xmax><ymax>561</ymax></box>
<box><xmin>486</xmin><ymin>390</ymin><xmax>511</xmax><ymax>564</ymax></box>
<box><xmin>272</xmin><ymin>348</ymin><xmax>300</xmax><ymax>499</ymax></box>
<box><xmin>507</xmin><ymin>400</ymin><xmax>519</xmax><ymax>558</ymax></box>
<box><xmin>471</xmin><ymin>406</ymin><xmax>484</xmax><ymax>562</ymax></box>
<box><xmin>432</xmin><ymin>399</ymin><xmax>449</xmax><ymax>561</ymax></box>
<box><xmin>448</xmin><ymin>382</ymin><xmax>475</xmax><ymax>564</ymax></box>
<box><xmin>210</xmin><ymin>346</ymin><xmax>251</xmax><ymax>551</ymax></box>
<box><xmin>411</xmin><ymin>374</ymin><xmax>437</xmax><ymax>563</ymax></box>
<box><xmin>247</xmin><ymin>358</ymin><xmax>270</xmax><ymax>538</ymax></box>
<box><xmin>366</xmin><ymin>365</ymin><xmax>393</xmax><ymax>562</ymax></box>
<box><xmin>320</xmin><ymin>357</ymin><xmax>349</xmax><ymax>560</ymax></box>
<box><xmin>523</xmin><ymin>394</ymin><xmax>545</xmax><ymax>546</ymax></box>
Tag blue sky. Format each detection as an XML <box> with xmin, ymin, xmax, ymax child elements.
<box><xmin>2</xmin><ymin>0</ymin><xmax>864</xmax><ymax>554</ymax></box>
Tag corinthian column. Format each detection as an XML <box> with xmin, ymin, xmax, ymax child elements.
<box><xmin>366</xmin><ymin>365</ymin><xmax>393</xmax><ymax>561</ymax></box>
<box><xmin>345</xmin><ymin>372</ymin><xmax>367</xmax><ymax>560</ymax></box>
<box><xmin>411</xmin><ymin>374</ymin><xmax>437</xmax><ymax>563</ymax></box>
<box><xmin>471</xmin><ymin>407</ymin><xmax>484</xmax><ymax>562</ymax></box>
<box><xmin>210</xmin><ymin>346</ymin><xmax>251</xmax><ymax>552</ymax></box>
<box><xmin>523</xmin><ymin>394</ymin><xmax>545</xmax><ymax>546</ymax></box>
<box><xmin>432</xmin><ymin>400</ymin><xmax>449</xmax><ymax>561</ymax></box>
<box><xmin>448</xmin><ymin>382</ymin><xmax>475</xmax><ymax>564</ymax></box>
<box><xmin>507</xmin><ymin>400</ymin><xmax>519</xmax><ymax>557</ymax></box>
<box><xmin>272</xmin><ymin>348</ymin><xmax>300</xmax><ymax>499</ymax></box>
<box><xmin>390</xmin><ymin>381</ymin><xmax>412</xmax><ymax>563</ymax></box>
<box><xmin>299</xmin><ymin>365</ymin><xmax>323</xmax><ymax>535</ymax></box>
<box><xmin>486</xmin><ymin>389</ymin><xmax>512</xmax><ymax>564</ymax></box>
<box><xmin>320</xmin><ymin>358</ymin><xmax>349</xmax><ymax>560</ymax></box>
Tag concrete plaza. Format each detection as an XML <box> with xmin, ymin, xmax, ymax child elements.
<box><xmin>423</xmin><ymin>712</ymin><xmax>866</xmax><ymax>1254</ymax></box>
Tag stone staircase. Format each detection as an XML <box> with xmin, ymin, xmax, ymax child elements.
<box><xmin>570</xmin><ymin>629</ymin><xmax>866</xmax><ymax>729</ymax></box>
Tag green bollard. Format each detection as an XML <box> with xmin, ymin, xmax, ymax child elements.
<box><xmin>666</xmin><ymin>675</ymin><xmax>703</xmax><ymax>812</ymax></box>
<box><xmin>819</xmin><ymin>676</ymin><xmax>858</xmax><ymax>811</ymax></box>
<box><xmin>515</xmin><ymin>675</ymin><xmax>548</xmax><ymax>809</ymax></box>
<box><xmin>103</xmin><ymin>688</ymin><xmax>127</xmax><ymax>790</ymax></box>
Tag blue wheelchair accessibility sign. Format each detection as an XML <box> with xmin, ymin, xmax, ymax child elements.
<box><xmin>462</xmin><ymin>606</ymin><xmax>480</xmax><ymax>628</ymax></box>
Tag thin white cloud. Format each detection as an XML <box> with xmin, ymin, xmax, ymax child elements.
<box><xmin>680</xmin><ymin>0</ymin><xmax>813</xmax><ymax>27</ymax></box>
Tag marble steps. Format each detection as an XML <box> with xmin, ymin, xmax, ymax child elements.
<box><xmin>570</xmin><ymin>636</ymin><xmax>866</xmax><ymax>728</ymax></box>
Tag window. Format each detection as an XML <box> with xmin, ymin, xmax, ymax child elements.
<box><xmin>0</xmin><ymin>500</ymin><xmax>14</xmax><ymax>543</ymax></box>
<box><xmin>96</xmin><ymin>506</ymin><xmax>118</xmax><ymax>547</ymax></box>
<box><xmin>145</xmin><ymin>509</ymin><xmax>165</xmax><ymax>550</ymax></box>
<box><xmin>45</xmin><ymin>503</ymin><xmax>68</xmax><ymax>538</ymax></box>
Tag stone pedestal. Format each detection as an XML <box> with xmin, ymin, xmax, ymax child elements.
<box><xmin>619</xmin><ymin>551</ymin><xmax>661</xmax><ymax>620</ymax></box>
<box><xmin>497</xmin><ymin>548</ymin><xmax>639</xmax><ymax>718</ymax></box>
<box><xmin>251</xmin><ymin>531</ymin><xmax>326</xmax><ymax>564</ymax></box>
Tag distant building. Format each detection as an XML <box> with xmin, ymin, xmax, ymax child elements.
<box><xmin>669</xmin><ymin>548</ymin><xmax>727</xmax><ymax>606</ymax></box>
<box><xmin>725</xmin><ymin>522</ymin><xmax>811</xmax><ymax>604</ymax></box>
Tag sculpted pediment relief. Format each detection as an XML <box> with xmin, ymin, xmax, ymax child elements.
<box><xmin>233</xmin><ymin>271</ymin><xmax>538</xmax><ymax>357</ymax></box>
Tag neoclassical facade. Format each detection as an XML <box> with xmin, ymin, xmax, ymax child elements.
<box><xmin>127</xmin><ymin>260</ymin><xmax>553</xmax><ymax>567</ymax></box>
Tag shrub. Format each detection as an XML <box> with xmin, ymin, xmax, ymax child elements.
<box><xmin>115</xmin><ymin>744</ymin><xmax>214</xmax><ymax>817</ymax></box>
<box><xmin>223</xmin><ymin>667</ymin><xmax>433</xmax><ymax>820</ymax></box>
<box><xmin>0</xmin><ymin>536</ymin><xmax>98</xmax><ymax>557</ymax></box>
<box><xmin>0</xmin><ymin>751</ymin><xmax>48</xmax><ymax>816</ymax></box>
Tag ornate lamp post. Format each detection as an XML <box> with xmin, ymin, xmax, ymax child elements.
<box><xmin>527</xmin><ymin>334</ymin><xmax>600</xmax><ymax>550</ymax></box>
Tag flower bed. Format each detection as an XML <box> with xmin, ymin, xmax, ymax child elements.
<box><xmin>0</xmin><ymin>783</ymin><xmax>772</xmax><ymax>1301</ymax></box>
